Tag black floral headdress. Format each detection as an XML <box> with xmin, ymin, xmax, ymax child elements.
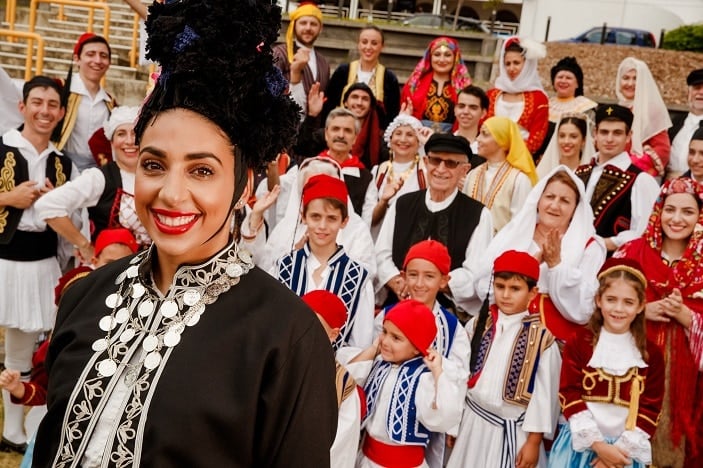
<box><xmin>135</xmin><ymin>0</ymin><xmax>300</xmax><ymax>203</ymax></box>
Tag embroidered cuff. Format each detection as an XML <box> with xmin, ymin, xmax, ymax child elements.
<box><xmin>569</xmin><ymin>410</ymin><xmax>604</xmax><ymax>452</ymax></box>
<box><xmin>614</xmin><ymin>428</ymin><xmax>651</xmax><ymax>464</ymax></box>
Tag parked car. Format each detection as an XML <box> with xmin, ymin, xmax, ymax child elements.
<box><xmin>560</xmin><ymin>26</ymin><xmax>657</xmax><ymax>47</ymax></box>
<box><xmin>401</xmin><ymin>13</ymin><xmax>489</xmax><ymax>33</ymax></box>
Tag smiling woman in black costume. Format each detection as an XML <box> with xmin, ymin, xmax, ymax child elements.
<box><xmin>32</xmin><ymin>0</ymin><xmax>338</xmax><ymax>466</ymax></box>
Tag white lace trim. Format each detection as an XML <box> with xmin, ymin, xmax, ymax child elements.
<box><xmin>569</xmin><ymin>410</ymin><xmax>604</xmax><ymax>452</ymax></box>
<box><xmin>614</xmin><ymin>428</ymin><xmax>652</xmax><ymax>464</ymax></box>
<box><xmin>588</xmin><ymin>329</ymin><xmax>646</xmax><ymax>375</ymax></box>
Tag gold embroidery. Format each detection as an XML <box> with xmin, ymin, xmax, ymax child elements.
<box><xmin>0</xmin><ymin>152</ymin><xmax>17</xmax><ymax>233</ymax></box>
<box><xmin>57</xmin><ymin>93</ymin><xmax>81</xmax><ymax>150</ymax></box>
<box><xmin>581</xmin><ymin>367</ymin><xmax>643</xmax><ymax>409</ymax></box>
<box><xmin>54</xmin><ymin>156</ymin><xmax>66</xmax><ymax>187</ymax></box>
<box><xmin>606</xmin><ymin>107</ymin><xmax>614</xmax><ymax>115</ymax></box>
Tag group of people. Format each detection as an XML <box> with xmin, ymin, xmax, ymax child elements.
<box><xmin>0</xmin><ymin>0</ymin><xmax>701</xmax><ymax>467</ymax></box>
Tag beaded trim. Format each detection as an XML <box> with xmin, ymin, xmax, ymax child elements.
<box><xmin>52</xmin><ymin>241</ymin><xmax>254</xmax><ymax>468</ymax></box>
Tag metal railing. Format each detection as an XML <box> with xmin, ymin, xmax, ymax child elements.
<box><xmin>129</xmin><ymin>9</ymin><xmax>140</xmax><ymax>68</ymax></box>
<box><xmin>28</xmin><ymin>0</ymin><xmax>111</xmax><ymax>40</ymax></box>
<box><xmin>0</xmin><ymin>29</ymin><xmax>46</xmax><ymax>80</ymax></box>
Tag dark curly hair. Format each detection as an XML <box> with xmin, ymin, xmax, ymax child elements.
<box><xmin>134</xmin><ymin>0</ymin><xmax>300</xmax><ymax>205</ymax></box>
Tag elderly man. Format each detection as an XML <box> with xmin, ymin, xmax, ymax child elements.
<box><xmin>667</xmin><ymin>68</ymin><xmax>703</xmax><ymax>179</ymax></box>
<box><xmin>375</xmin><ymin>133</ymin><xmax>493</xmax><ymax>315</ymax></box>
<box><xmin>273</xmin><ymin>2</ymin><xmax>330</xmax><ymax>118</ymax></box>
<box><xmin>302</xmin><ymin>82</ymin><xmax>386</xmax><ymax>169</ymax></box>
<box><xmin>315</xmin><ymin>108</ymin><xmax>377</xmax><ymax>226</ymax></box>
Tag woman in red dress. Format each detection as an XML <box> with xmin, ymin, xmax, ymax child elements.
<box><xmin>614</xmin><ymin>177</ymin><xmax>703</xmax><ymax>467</ymax></box>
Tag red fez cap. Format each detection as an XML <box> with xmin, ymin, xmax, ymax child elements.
<box><xmin>598</xmin><ymin>257</ymin><xmax>647</xmax><ymax>288</ymax></box>
<box><xmin>94</xmin><ymin>228</ymin><xmax>138</xmax><ymax>258</ymax></box>
<box><xmin>384</xmin><ymin>300</ymin><xmax>437</xmax><ymax>356</ymax></box>
<box><xmin>302</xmin><ymin>174</ymin><xmax>348</xmax><ymax>208</ymax></box>
<box><xmin>74</xmin><ymin>32</ymin><xmax>96</xmax><ymax>56</ymax></box>
<box><xmin>301</xmin><ymin>290</ymin><xmax>348</xmax><ymax>329</ymax></box>
<box><xmin>403</xmin><ymin>240</ymin><xmax>451</xmax><ymax>275</ymax></box>
<box><xmin>493</xmin><ymin>250</ymin><xmax>540</xmax><ymax>282</ymax></box>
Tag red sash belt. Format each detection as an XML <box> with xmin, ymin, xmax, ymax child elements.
<box><xmin>362</xmin><ymin>435</ymin><xmax>424</xmax><ymax>468</ymax></box>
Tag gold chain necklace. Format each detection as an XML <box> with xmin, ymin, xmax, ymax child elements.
<box><xmin>386</xmin><ymin>154</ymin><xmax>420</xmax><ymax>184</ymax></box>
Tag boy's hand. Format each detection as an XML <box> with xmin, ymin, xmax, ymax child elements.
<box><xmin>0</xmin><ymin>369</ymin><xmax>24</xmax><ymax>399</ymax></box>
<box><xmin>445</xmin><ymin>434</ymin><xmax>456</xmax><ymax>449</ymax></box>
<box><xmin>423</xmin><ymin>349</ymin><xmax>442</xmax><ymax>379</ymax></box>
<box><xmin>516</xmin><ymin>433</ymin><xmax>542</xmax><ymax>468</ymax></box>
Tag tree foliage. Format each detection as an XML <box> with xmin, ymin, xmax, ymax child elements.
<box><xmin>662</xmin><ymin>24</ymin><xmax>703</xmax><ymax>52</ymax></box>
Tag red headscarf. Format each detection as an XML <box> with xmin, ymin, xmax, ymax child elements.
<box><xmin>401</xmin><ymin>37</ymin><xmax>472</xmax><ymax>122</ymax></box>
<box><xmin>614</xmin><ymin>177</ymin><xmax>703</xmax><ymax>451</ymax></box>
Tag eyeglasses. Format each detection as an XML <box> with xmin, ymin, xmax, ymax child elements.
<box><xmin>425</xmin><ymin>155</ymin><xmax>467</xmax><ymax>169</ymax></box>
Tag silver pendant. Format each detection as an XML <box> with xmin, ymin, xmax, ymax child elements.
<box><xmin>160</xmin><ymin>300</ymin><xmax>178</xmax><ymax>318</ymax></box>
<box><xmin>92</xmin><ymin>338</ymin><xmax>108</xmax><ymax>352</ymax></box>
<box><xmin>142</xmin><ymin>334</ymin><xmax>159</xmax><ymax>352</ymax></box>
<box><xmin>143</xmin><ymin>351</ymin><xmax>162</xmax><ymax>370</ymax></box>
<box><xmin>138</xmin><ymin>299</ymin><xmax>155</xmax><ymax>317</ymax></box>
<box><xmin>131</xmin><ymin>283</ymin><xmax>146</xmax><ymax>299</ymax></box>
<box><xmin>163</xmin><ymin>330</ymin><xmax>181</xmax><ymax>347</ymax></box>
<box><xmin>183</xmin><ymin>289</ymin><xmax>201</xmax><ymax>306</ymax></box>
<box><xmin>98</xmin><ymin>316</ymin><xmax>116</xmax><ymax>332</ymax></box>
<box><xmin>98</xmin><ymin>359</ymin><xmax>117</xmax><ymax>377</ymax></box>
<box><xmin>114</xmin><ymin>307</ymin><xmax>130</xmax><ymax>324</ymax></box>
<box><xmin>105</xmin><ymin>293</ymin><xmax>123</xmax><ymax>308</ymax></box>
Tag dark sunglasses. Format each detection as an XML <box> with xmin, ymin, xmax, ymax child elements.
<box><xmin>425</xmin><ymin>155</ymin><xmax>467</xmax><ymax>169</ymax></box>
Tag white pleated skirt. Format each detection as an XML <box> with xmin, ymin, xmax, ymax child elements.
<box><xmin>0</xmin><ymin>257</ymin><xmax>60</xmax><ymax>332</ymax></box>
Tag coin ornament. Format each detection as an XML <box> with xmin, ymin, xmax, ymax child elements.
<box><xmin>94</xmin><ymin>242</ymin><xmax>254</xmax><ymax>386</ymax></box>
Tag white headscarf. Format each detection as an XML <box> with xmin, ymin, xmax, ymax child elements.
<box><xmin>476</xmin><ymin>165</ymin><xmax>597</xmax><ymax>296</ymax></box>
<box><xmin>260</xmin><ymin>157</ymin><xmax>377</xmax><ymax>277</ymax></box>
<box><xmin>615</xmin><ymin>57</ymin><xmax>672</xmax><ymax>155</ymax></box>
<box><xmin>103</xmin><ymin>106</ymin><xmax>140</xmax><ymax>140</ymax></box>
<box><xmin>537</xmin><ymin>113</ymin><xmax>595</xmax><ymax>179</ymax></box>
<box><xmin>494</xmin><ymin>36</ymin><xmax>547</xmax><ymax>95</ymax></box>
<box><xmin>383</xmin><ymin>114</ymin><xmax>423</xmax><ymax>146</ymax></box>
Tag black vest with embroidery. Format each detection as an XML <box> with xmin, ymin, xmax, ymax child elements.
<box><xmin>344</xmin><ymin>170</ymin><xmax>373</xmax><ymax>217</ymax></box>
<box><xmin>392</xmin><ymin>190</ymin><xmax>484</xmax><ymax>271</ymax></box>
<box><xmin>87</xmin><ymin>161</ymin><xmax>122</xmax><ymax>241</ymax></box>
<box><xmin>576</xmin><ymin>163</ymin><xmax>641</xmax><ymax>239</ymax></box>
<box><xmin>0</xmin><ymin>137</ymin><xmax>72</xmax><ymax>259</ymax></box>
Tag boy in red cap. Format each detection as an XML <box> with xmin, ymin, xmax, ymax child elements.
<box><xmin>301</xmin><ymin>290</ymin><xmax>363</xmax><ymax>468</ymax></box>
<box><xmin>399</xmin><ymin>239</ymin><xmax>471</xmax><ymax>466</ymax></box>
<box><xmin>275</xmin><ymin>174</ymin><xmax>374</xmax><ymax>350</ymax></box>
<box><xmin>447</xmin><ymin>250</ymin><xmax>561</xmax><ymax>468</ymax></box>
<box><xmin>57</xmin><ymin>32</ymin><xmax>115</xmax><ymax>172</ymax></box>
<box><xmin>345</xmin><ymin>299</ymin><xmax>463</xmax><ymax>467</ymax></box>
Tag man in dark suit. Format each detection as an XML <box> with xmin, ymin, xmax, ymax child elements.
<box><xmin>667</xmin><ymin>68</ymin><xmax>703</xmax><ymax>179</ymax></box>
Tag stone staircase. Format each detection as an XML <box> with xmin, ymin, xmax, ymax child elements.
<box><xmin>0</xmin><ymin>0</ymin><xmax>150</xmax><ymax>105</ymax></box>
<box><xmin>1</xmin><ymin>2</ymin><xmax>500</xmax><ymax>104</ymax></box>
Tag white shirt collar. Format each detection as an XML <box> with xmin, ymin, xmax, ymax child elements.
<box><xmin>425</xmin><ymin>188</ymin><xmax>459</xmax><ymax>213</ymax></box>
<box><xmin>3</xmin><ymin>128</ymin><xmax>62</xmax><ymax>156</ymax></box>
<box><xmin>596</xmin><ymin>151</ymin><xmax>631</xmax><ymax>170</ymax></box>
<box><xmin>70</xmin><ymin>74</ymin><xmax>110</xmax><ymax>103</ymax></box>
<box><xmin>588</xmin><ymin>328</ymin><xmax>647</xmax><ymax>374</ymax></box>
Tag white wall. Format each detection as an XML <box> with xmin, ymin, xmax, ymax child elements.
<box><xmin>519</xmin><ymin>0</ymin><xmax>703</xmax><ymax>44</ymax></box>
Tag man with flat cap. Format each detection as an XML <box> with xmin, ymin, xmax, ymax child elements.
<box><xmin>667</xmin><ymin>68</ymin><xmax>703</xmax><ymax>179</ymax></box>
<box><xmin>576</xmin><ymin>104</ymin><xmax>659</xmax><ymax>253</ymax></box>
<box><xmin>375</xmin><ymin>133</ymin><xmax>493</xmax><ymax>316</ymax></box>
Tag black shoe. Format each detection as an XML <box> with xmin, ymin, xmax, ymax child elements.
<box><xmin>0</xmin><ymin>437</ymin><xmax>27</xmax><ymax>454</ymax></box>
